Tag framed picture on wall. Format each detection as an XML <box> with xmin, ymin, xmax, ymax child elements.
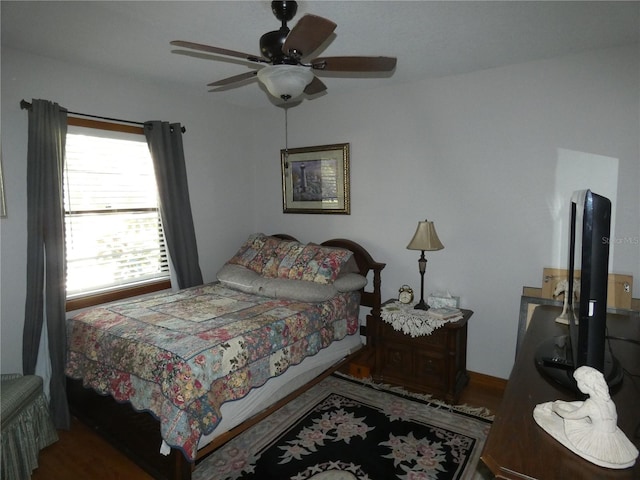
<box><xmin>280</xmin><ymin>143</ymin><xmax>350</xmax><ymax>214</ymax></box>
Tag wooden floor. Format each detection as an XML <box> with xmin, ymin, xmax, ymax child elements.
<box><xmin>32</xmin><ymin>372</ymin><xmax>505</xmax><ymax>480</ymax></box>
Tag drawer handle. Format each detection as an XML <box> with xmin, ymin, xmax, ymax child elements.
<box><xmin>420</xmin><ymin>358</ymin><xmax>438</xmax><ymax>373</ymax></box>
<box><xmin>390</xmin><ymin>351</ymin><xmax>403</xmax><ymax>367</ymax></box>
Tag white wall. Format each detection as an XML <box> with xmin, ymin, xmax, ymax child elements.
<box><xmin>2</xmin><ymin>44</ymin><xmax>638</xmax><ymax>380</ymax></box>
<box><xmin>249</xmin><ymin>45</ymin><xmax>640</xmax><ymax>379</ymax></box>
<box><xmin>1</xmin><ymin>48</ymin><xmax>254</xmax><ymax>373</ymax></box>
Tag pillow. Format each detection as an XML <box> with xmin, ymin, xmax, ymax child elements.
<box><xmin>340</xmin><ymin>255</ymin><xmax>361</xmax><ymax>275</ymax></box>
<box><xmin>259</xmin><ymin>277</ymin><xmax>338</xmax><ymax>302</ymax></box>
<box><xmin>227</xmin><ymin>233</ymin><xmax>271</xmax><ymax>272</ymax></box>
<box><xmin>217</xmin><ymin>264</ymin><xmax>339</xmax><ymax>302</ymax></box>
<box><xmin>217</xmin><ymin>264</ymin><xmax>262</xmax><ymax>295</ymax></box>
<box><xmin>333</xmin><ymin>273</ymin><xmax>368</xmax><ymax>292</ymax></box>
<box><xmin>309</xmin><ymin>243</ymin><xmax>361</xmax><ymax>275</ymax></box>
<box><xmin>261</xmin><ymin>239</ymin><xmax>305</xmax><ymax>278</ymax></box>
<box><xmin>278</xmin><ymin>244</ymin><xmax>353</xmax><ymax>284</ymax></box>
<box><xmin>227</xmin><ymin>234</ymin><xmax>354</xmax><ymax>285</ymax></box>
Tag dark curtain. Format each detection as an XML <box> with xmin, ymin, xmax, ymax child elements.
<box><xmin>22</xmin><ymin>99</ymin><xmax>70</xmax><ymax>429</ymax></box>
<box><xmin>144</xmin><ymin>121</ymin><xmax>203</xmax><ymax>289</ymax></box>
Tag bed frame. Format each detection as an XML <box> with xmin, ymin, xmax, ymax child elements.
<box><xmin>66</xmin><ymin>236</ymin><xmax>385</xmax><ymax>480</ymax></box>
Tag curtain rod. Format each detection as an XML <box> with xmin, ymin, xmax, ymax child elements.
<box><xmin>19</xmin><ymin>100</ymin><xmax>186</xmax><ymax>133</ymax></box>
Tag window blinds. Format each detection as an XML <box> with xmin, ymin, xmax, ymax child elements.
<box><xmin>64</xmin><ymin>130</ymin><xmax>169</xmax><ymax>297</ymax></box>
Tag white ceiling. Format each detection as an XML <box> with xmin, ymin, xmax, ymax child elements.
<box><xmin>2</xmin><ymin>1</ymin><xmax>639</xmax><ymax>108</ymax></box>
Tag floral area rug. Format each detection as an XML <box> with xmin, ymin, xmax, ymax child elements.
<box><xmin>193</xmin><ymin>374</ymin><xmax>493</xmax><ymax>480</ymax></box>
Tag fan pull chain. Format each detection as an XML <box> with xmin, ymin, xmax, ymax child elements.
<box><xmin>284</xmin><ymin>106</ymin><xmax>289</xmax><ymax>161</ymax></box>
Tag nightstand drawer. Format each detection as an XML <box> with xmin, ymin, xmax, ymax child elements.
<box><xmin>371</xmin><ymin>304</ymin><xmax>473</xmax><ymax>403</ymax></box>
<box><xmin>378</xmin><ymin>342</ymin><xmax>447</xmax><ymax>389</ymax></box>
<box><xmin>378</xmin><ymin>341</ymin><xmax>411</xmax><ymax>375</ymax></box>
<box><xmin>415</xmin><ymin>349</ymin><xmax>447</xmax><ymax>388</ymax></box>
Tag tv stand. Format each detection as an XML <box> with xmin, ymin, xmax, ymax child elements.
<box><xmin>481</xmin><ymin>304</ymin><xmax>639</xmax><ymax>479</ymax></box>
<box><xmin>534</xmin><ymin>334</ymin><xmax>623</xmax><ymax>392</ymax></box>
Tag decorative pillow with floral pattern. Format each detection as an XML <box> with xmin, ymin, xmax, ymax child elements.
<box><xmin>227</xmin><ymin>233</ymin><xmax>282</xmax><ymax>275</ymax></box>
<box><xmin>279</xmin><ymin>244</ymin><xmax>351</xmax><ymax>284</ymax></box>
<box><xmin>226</xmin><ymin>233</ymin><xmax>268</xmax><ymax>269</ymax></box>
<box><xmin>227</xmin><ymin>233</ymin><xmax>353</xmax><ymax>285</ymax></box>
<box><xmin>261</xmin><ymin>240</ymin><xmax>305</xmax><ymax>278</ymax></box>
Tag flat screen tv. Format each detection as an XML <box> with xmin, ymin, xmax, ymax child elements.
<box><xmin>535</xmin><ymin>189</ymin><xmax>623</xmax><ymax>391</ymax></box>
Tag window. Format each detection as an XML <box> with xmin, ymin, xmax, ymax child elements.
<box><xmin>64</xmin><ymin>118</ymin><xmax>170</xmax><ymax>310</ymax></box>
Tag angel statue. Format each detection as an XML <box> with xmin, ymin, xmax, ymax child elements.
<box><xmin>553</xmin><ymin>279</ymin><xmax>580</xmax><ymax>325</ymax></box>
<box><xmin>533</xmin><ymin>366</ymin><xmax>638</xmax><ymax>469</ymax></box>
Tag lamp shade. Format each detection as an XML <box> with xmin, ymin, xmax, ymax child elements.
<box><xmin>257</xmin><ymin>65</ymin><xmax>314</xmax><ymax>100</ymax></box>
<box><xmin>407</xmin><ymin>220</ymin><xmax>444</xmax><ymax>251</ymax></box>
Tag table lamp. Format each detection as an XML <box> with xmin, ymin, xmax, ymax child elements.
<box><xmin>407</xmin><ymin>219</ymin><xmax>444</xmax><ymax>310</ymax></box>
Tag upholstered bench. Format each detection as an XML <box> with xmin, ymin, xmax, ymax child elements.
<box><xmin>1</xmin><ymin>374</ymin><xmax>58</xmax><ymax>480</ymax></box>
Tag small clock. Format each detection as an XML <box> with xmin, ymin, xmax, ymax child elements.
<box><xmin>398</xmin><ymin>285</ymin><xmax>414</xmax><ymax>304</ymax></box>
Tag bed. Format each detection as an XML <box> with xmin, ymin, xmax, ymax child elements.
<box><xmin>65</xmin><ymin>234</ymin><xmax>385</xmax><ymax>480</ymax></box>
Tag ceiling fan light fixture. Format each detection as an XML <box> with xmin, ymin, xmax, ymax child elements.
<box><xmin>172</xmin><ymin>1</ymin><xmax>396</xmax><ymax>101</ymax></box>
<box><xmin>257</xmin><ymin>64</ymin><xmax>313</xmax><ymax>100</ymax></box>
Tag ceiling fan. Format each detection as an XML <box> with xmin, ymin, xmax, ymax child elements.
<box><xmin>171</xmin><ymin>0</ymin><xmax>397</xmax><ymax>102</ymax></box>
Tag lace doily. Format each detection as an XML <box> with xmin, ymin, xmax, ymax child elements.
<box><xmin>380</xmin><ymin>301</ymin><xmax>463</xmax><ymax>338</ymax></box>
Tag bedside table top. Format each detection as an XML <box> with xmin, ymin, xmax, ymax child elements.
<box><xmin>381</xmin><ymin>300</ymin><xmax>472</xmax><ymax>337</ymax></box>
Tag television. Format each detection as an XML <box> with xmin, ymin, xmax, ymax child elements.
<box><xmin>535</xmin><ymin>189</ymin><xmax>623</xmax><ymax>391</ymax></box>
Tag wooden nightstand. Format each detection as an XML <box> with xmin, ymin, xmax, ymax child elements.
<box><xmin>369</xmin><ymin>301</ymin><xmax>472</xmax><ymax>403</ymax></box>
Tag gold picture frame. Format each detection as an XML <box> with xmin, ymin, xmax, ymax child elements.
<box><xmin>281</xmin><ymin>143</ymin><xmax>350</xmax><ymax>214</ymax></box>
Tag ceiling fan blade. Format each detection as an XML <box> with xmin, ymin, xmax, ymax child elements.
<box><xmin>304</xmin><ymin>76</ymin><xmax>327</xmax><ymax>95</ymax></box>
<box><xmin>171</xmin><ymin>40</ymin><xmax>265</xmax><ymax>63</ymax></box>
<box><xmin>312</xmin><ymin>56</ymin><xmax>397</xmax><ymax>72</ymax></box>
<box><xmin>282</xmin><ymin>14</ymin><xmax>336</xmax><ymax>58</ymax></box>
<box><xmin>207</xmin><ymin>71</ymin><xmax>258</xmax><ymax>88</ymax></box>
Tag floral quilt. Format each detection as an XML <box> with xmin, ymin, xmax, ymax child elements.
<box><xmin>66</xmin><ymin>282</ymin><xmax>360</xmax><ymax>461</ymax></box>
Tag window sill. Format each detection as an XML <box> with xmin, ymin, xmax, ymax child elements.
<box><xmin>66</xmin><ymin>279</ymin><xmax>171</xmax><ymax>312</ymax></box>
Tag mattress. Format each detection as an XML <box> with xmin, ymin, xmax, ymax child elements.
<box><xmin>191</xmin><ymin>332</ymin><xmax>362</xmax><ymax>452</ymax></box>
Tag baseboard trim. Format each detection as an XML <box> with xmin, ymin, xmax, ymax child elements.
<box><xmin>468</xmin><ymin>371</ymin><xmax>508</xmax><ymax>393</ymax></box>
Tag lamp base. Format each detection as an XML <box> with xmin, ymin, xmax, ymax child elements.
<box><xmin>414</xmin><ymin>300</ymin><xmax>430</xmax><ymax>311</ymax></box>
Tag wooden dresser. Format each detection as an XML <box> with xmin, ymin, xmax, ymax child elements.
<box><xmin>369</xmin><ymin>304</ymin><xmax>472</xmax><ymax>403</ymax></box>
<box><xmin>481</xmin><ymin>304</ymin><xmax>640</xmax><ymax>479</ymax></box>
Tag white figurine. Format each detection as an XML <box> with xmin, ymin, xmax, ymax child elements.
<box><xmin>553</xmin><ymin>279</ymin><xmax>580</xmax><ymax>325</ymax></box>
<box><xmin>533</xmin><ymin>366</ymin><xmax>638</xmax><ymax>469</ymax></box>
